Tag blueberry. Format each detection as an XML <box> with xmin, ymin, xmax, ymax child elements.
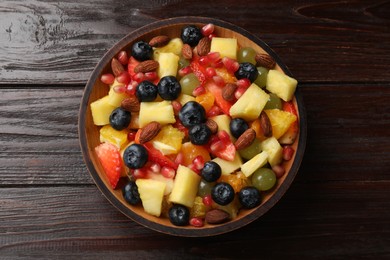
<box><xmin>181</xmin><ymin>25</ymin><xmax>202</xmax><ymax>47</ymax></box>
<box><xmin>201</xmin><ymin>161</ymin><xmax>222</xmax><ymax>182</ymax></box>
<box><xmin>230</xmin><ymin>118</ymin><xmax>249</xmax><ymax>138</ymax></box>
<box><xmin>136</xmin><ymin>80</ymin><xmax>158</xmax><ymax>102</ymax></box>
<box><xmin>122</xmin><ymin>181</ymin><xmax>141</xmax><ymax>205</ymax></box>
<box><xmin>211</xmin><ymin>182</ymin><xmax>235</xmax><ymax>206</ymax></box>
<box><xmin>235</xmin><ymin>62</ymin><xmax>258</xmax><ymax>82</ymax></box>
<box><xmin>168</xmin><ymin>204</ymin><xmax>190</xmax><ymax>226</ymax></box>
<box><xmin>131</xmin><ymin>41</ymin><xmax>153</xmax><ymax>61</ymax></box>
<box><xmin>179</xmin><ymin>101</ymin><xmax>206</xmax><ymax>128</ymax></box>
<box><xmin>123</xmin><ymin>144</ymin><xmax>148</xmax><ymax>169</ymax></box>
<box><xmin>189</xmin><ymin>124</ymin><xmax>211</xmax><ymax>145</ymax></box>
<box><xmin>157</xmin><ymin>76</ymin><xmax>181</xmax><ymax>100</ymax></box>
<box><xmin>238</xmin><ymin>186</ymin><xmax>261</xmax><ymax>209</ymax></box>
<box><xmin>109</xmin><ymin>107</ymin><xmax>131</xmax><ymax>130</ymax></box>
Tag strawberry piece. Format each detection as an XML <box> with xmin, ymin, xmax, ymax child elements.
<box><xmin>190</xmin><ymin>61</ymin><xmax>207</xmax><ymax>85</ymax></box>
<box><xmin>95</xmin><ymin>142</ymin><xmax>122</xmax><ymax>189</ymax></box>
<box><xmin>143</xmin><ymin>143</ymin><xmax>178</xmax><ymax>170</ymax></box>
<box><xmin>214</xmin><ymin>142</ymin><xmax>236</xmax><ymax>161</ymax></box>
<box><xmin>208</xmin><ymin>130</ymin><xmax>236</xmax><ymax>161</ymax></box>
<box><xmin>127</xmin><ymin>56</ymin><xmax>140</xmax><ymax>78</ymax></box>
<box><xmin>205</xmin><ymin>82</ymin><xmax>233</xmax><ymax>115</ymax></box>
<box><xmin>279</xmin><ymin>101</ymin><xmax>299</xmax><ymax>144</ymax></box>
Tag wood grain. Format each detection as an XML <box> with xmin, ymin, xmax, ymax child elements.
<box><xmin>0</xmin><ymin>1</ymin><xmax>389</xmax><ymax>84</ymax></box>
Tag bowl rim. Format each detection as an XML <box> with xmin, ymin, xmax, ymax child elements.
<box><xmin>79</xmin><ymin>16</ymin><xmax>307</xmax><ymax>237</ymax></box>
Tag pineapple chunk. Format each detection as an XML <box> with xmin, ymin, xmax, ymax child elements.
<box><xmin>156</xmin><ymin>52</ymin><xmax>179</xmax><ymax>78</ymax></box>
<box><xmin>261</xmin><ymin>137</ymin><xmax>283</xmax><ymax>167</ymax></box>
<box><xmin>151</xmin><ymin>125</ymin><xmax>185</xmax><ymax>155</ymax></box>
<box><xmin>229</xmin><ymin>83</ymin><xmax>270</xmax><ymax>121</ymax></box>
<box><xmin>108</xmin><ymin>81</ymin><xmax>127</xmax><ymax>107</ymax></box>
<box><xmin>177</xmin><ymin>93</ymin><xmax>196</xmax><ymax>106</ymax></box>
<box><xmin>99</xmin><ymin>125</ymin><xmax>129</xmax><ymax>149</ymax></box>
<box><xmin>169</xmin><ymin>165</ymin><xmax>201</xmax><ymax>208</ymax></box>
<box><xmin>265</xmin><ymin>109</ymin><xmax>297</xmax><ymax>139</ymax></box>
<box><xmin>153</xmin><ymin>38</ymin><xmax>183</xmax><ymax>57</ymax></box>
<box><xmin>90</xmin><ymin>95</ymin><xmax>116</xmax><ymax>125</ymax></box>
<box><xmin>139</xmin><ymin>101</ymin><xmax>175</xmax><ymax>127</ymax></box>
<box><xmin>210</xmin><ymin>37</ymin><xmax>237</xmax><ymax>60</ymax></box>
<box><xmin>210</xmin><ymin>114</ymin><xmax>233</xmax><ymax>139</ymax></box>
<box><xmin>146</xmin><ymin>172</ymin><xmax>174</xmax><ymax>196</ymax></box>
<box><xmin>212</xmin><ymin>152</ymin><xmax>243</xmax><ymax>175</ymax></box>
<box><xmin>241</xmin><ymin>151</ymin><xmax>268</xmax><ymax>177</ymax></box>
<box><xmin>266</xmin><ymin>70</ymin><xmax>298</xmax><ymax>102</ymax></box>
<box><xmin>136</xmin><ymin>178</ymin><xmax>166</xmax><ymax>217</ymax></box>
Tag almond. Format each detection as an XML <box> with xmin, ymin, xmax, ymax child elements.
<box><xmin>260</xmin><ymin>111</ymin><xmax>272</xmax><ymax>137</ymax></box>
<box><xmin>149</xmin><ymin>35</ymin><xmax>170</xmax><ymax>47</ymax></box>
<box><xmin>234</xmin><ymin>128</ymin><xmax>256</xmax><ymax>150</ymax></box>
<box><xmin>205</xmin><ymin>119</ymin><xmax>218</xmax><ymax>134</ymax></box>
<box><xmin>121</xmin><ymin>96</ymin><xmax>140</xmax><ymax>112</ymax></box>
<box><xmin>197</xmin><ymin>37</ymin><xmax>211</xmax><ymax>56</ymax></box>
<box><xmin>205</xmin><ymin>209</ymin><xmax>230</xmax><ymax>224</ymax></box>
<box><xmin>134</xmin><ymin>60</ymin><xmax>159</xmax><ymax>73</ymax></box>
<box><xmin>139</xmin><ymin>121</ymin><xmax>161</xmax><ymax>144</ymax></box>
<box><xmin>255</xmin><ymin>53</ymin><xmax>276</xmax><ymax>69</ymax></box>
<box><xmin>182</xmin><ymin>44</ymin><xmax>193</xmax><ymax>60</ymax></box>
<box><xmin>222</xmin><ymin>83</ymin><xmax>237</xmax><ymax>102</ymax></box>
<box><xmin>111</xmin><ymin>58</ymin><xmax>125</xmax><ymax>77</ymax></box>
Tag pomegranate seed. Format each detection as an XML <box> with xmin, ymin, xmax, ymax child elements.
<box><xmin>161</xmin><ymin>166</ymin><xmax>176</xmax><ymax>179</ymax></box>
<box><xmin>283</xmin><ymin>146</ymin><xmax>295</xmax><ymax>161</ymax></box>
<box><xmin>192</xmin><ymin>155</ymin><xmax>205</xmax><ymax>171</ymax></box>
<box><xmin>192</xmin><ymin>85</ymin><xmax>206</xmax><ymax>96</ymax></box>
<box><xmin>201</xmin><ymin>23</ymin><xmax>215</xmax><ymax>37</ymax></box>
<box><xmin>222</xmin><ymin>57</ymin><xmax>239</xmax><ymax>73</ymax></box>
<box><xmin>203</xmin><ymin>194</ymin><xmax>213</xmax><ymax>206</ymax></box>
<box><xmin>190</xmin><ymin>217</ymin><xmax>204</xmax><ymax>227</ymax></box>
<box><xmin>236</xmin><ymin>78</ymin><xmax>251</xmax><ymax>89</ymax></box>
<box><xmin>210</xmin><ymin>140</ymin><xmax>225</xmax><ymax>153</ymax></box>
<box><xmin>133</xmin><ymin>72</ymin><xmax>145</xmax><ymax>83</ymax></box>
<box><xmin>118</xmin><ymin>51</ymin><xmax>129</xmax><ymax>65</ymax></box>
<box><xmin>101</xmin><ymin>73</ymin><xmax>115</xmax><ymax>85</ymax></box>
<box><xmin>234</xmin><ymin>87</ymin><xmax>246</xmax><ymax>99</ymax></box>
<box><xmin>132</xmin><ymin>168</ymin><xmax>147</xmax><ymax>179</ymax></box>
<box><xmin>117</xmin><ymin>71</ymin><xmax>131</xmax><ymax>85</ymax></box>
<box><xmin>199</xmin><ymin>56</ymin><xmax>210</xmax><ymax>66</ymax></box>
<box><xmin>175</xmin><ymin>152</ymin><xmax>184</xmax><ymax>165</ymax></box>
<box><xmin>127</xmin><ymin>131</ymin><xmax>137</xmax><ymax>142</ymax></box>
<box><xmin>208</xmin><ymin>33</ymin><xmax>217</xmax><ymax>39</ymax></box>
<box><xmin>213</xmin><ymin>75</ymin><xmax>225</xmax><ymax>87</ymax></box>
<box><xmin>188</xmin><ymin>163</ymin><xmax>200</xmax><ymax>174</ymax></box>
<box><xmin>212</xmin><ymin>58</ymin><xmax>223</xmax><ymax>68</ymax></box>
<box><xmin>207</xmin><ymin>105</ymin><xmax>222</xmax><ymax>117</ymax></box>
<box><xmin>205</xmin><ymin>67</ymin><xmax>217</xmax><ymax>79</ymax></box>
<box><xmin>172</xmin><ymin>101</ymin><xmax>182</xmax><ymax>116</ymax></box>
<box><xmin>145</xmin><ymin>71</ymin><xmax>158</xmax><ymax>81</ymax></box>
<box><xmin>125</xmin><ymin>81</ymin><xmax>137</xmax><ymax>95</ymax></box>
<box><xmin>272</xmin><ymin>165</ymin><xmax>286</xmax><ymax>178</ymax></box>
<box><xmin>178</xmin><ymin>66</ymin><xmax>192</xmax><ymax>77</ymax></box>
<box><xmin>113</xmin><ymin>85</ymin><xmax>126</xmax><ymax>93</ymax></box>
<box><xmin>207</xmin><ymin>52</ymin><xmax>220</xmax><ymax>62</ymax></box>
<box><xmin>217</xmin><ymin>130</ymin><xmax>230</xmax><ymax>143</ymax></box>
<box><xmin>150</xmin><ymin>162</ymin><xmax>161</xmax><ymax>173</ymax></box>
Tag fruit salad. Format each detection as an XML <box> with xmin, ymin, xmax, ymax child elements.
<box><xmin>90</xmin><ymin>23</ymin><xmax>299</xmax><ymax>227</ymax></box>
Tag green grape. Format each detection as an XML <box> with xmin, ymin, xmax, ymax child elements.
<box><xmin>179</xmin><ymin>73</ymin><xmax>200</xmax><ymax>96</ymax></box>
<box><xmin>238</xmin><ymin>138</ymin><xmax>262</xmax><ymax>160</ymax></box>
<box><xmin>178</xmin><ymin>57</ymin><xmax>190</xmax><ymax>69</ymax></box>
<box><xmin>254</xmin><ymin>67</ymin><xmax>268</xmax><ymax>88</ymax></box>
<box><xmin>264</xmin><ymin>93</ymin><xmax>282</xmax><ymax>110</ymax></box>
<box><xmin>237</xmin><ymin>47</ymin><xmax>256</xmax><ymax>64</ymax></box>
<box><xmin>197</xmin><ymin>179</ymin><xmax>215</xmax><ymax>197</ymax></box>
<box><xmin>251</xmin><ymin>168</ymin><xmax>276</xmax><ymax>191</ymax></box>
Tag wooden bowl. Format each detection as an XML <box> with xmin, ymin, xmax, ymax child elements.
<box><xmin>79</xmin><ymin>17</ymin><xmax>306</xmax><ymax>237</ymax></box>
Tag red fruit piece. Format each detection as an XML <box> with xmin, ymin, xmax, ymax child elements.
<box><xmin>190</xmin><ymin>217</ymin><xmax>204</xmax><ymax>227</ymax></box>
<box><xmin>143</xmin><ymin>143</ymin><xmax>178</xmax><ymax>170</ymax></box>
<box><xmin>127</xmin><ymin>56</ymin><xmax>140</xmax><ymax>77</ymax></box>
<box><xmin>279</xmin><ymin>101</ymin><xmax>299</xmax><ymax>144</ymax></box>
<box><xmin>190</xmin><ymin>61</ymin><xmax>207</xmax><ymax>85</ymax></box>
<box><xmin>208</xmin><ymin>130</ymin><xmax>236</xmax><ymax>161</ymax></box>
<box><xmin>205</xmin><ymin>82</ymin><xmax>233</xmax><ymax>115</ymax></box>
<box><xmin>95</xmin><ymin>143</ymin><xmax>122</xmax><ymax>189</ymax></box>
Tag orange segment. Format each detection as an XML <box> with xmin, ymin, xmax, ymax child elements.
<box><xmin>180</xmin><ymin>142</ymin><xmax>211</xmax><ymax>166</ymax></box>
<box><xmin>195</xmin><ymin>92</ymin><xmax>215</xmax><ymax>113</ymax></box>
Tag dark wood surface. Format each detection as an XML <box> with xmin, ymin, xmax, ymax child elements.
<box><xmin>0</xmin><ymin>0</ymin><xmax>389</xmax><ymax>258</ymax></box>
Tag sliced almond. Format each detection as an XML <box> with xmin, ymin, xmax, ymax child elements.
<box><xmin>260</xmin><ymin>111</ymin><xmax>272</xmax><ymax>137</ymax></box>
<box><xmin>255</xmin><ymin>53</ymin><xmax>276</xmax><ymax>69</ymax></box>
<box><xmin>121</xmin><ymin>96</ymin><xmax>140</xmax><ymax>112</ymax></box>
<box><xmin>111</xmin><ymin>58</ymin><xmax>125</xmax><ymax>77</ymax></box>
<box><xmin>149</xmin><ymin>35</ymin><xmax>170</xmax><ymax>47</ymax></box>
<box><xmin>197</xmin><ymin>37</ymin><xmax>211</xmax><ymax>56</ymax></box>
<box><xmin>234</xmin><ymin>128</ymin><xmax>256</xmax><ymax>150</ymax></box>
<box><xmin>182</xmin><ymin>44</ymin><xmax>193</xmax><ymax>60</ymax></box>
<box><xmin>134</xmin><ymin>60</ymin><xmax>159</xmax><ymax>73</ymax></box>
<box><xmin>139</xmin><ymin>121</ymin><xmax>162</xmax><ymax>144</ymax></box>
<box><xmin>222</xmin><ymin>83</ymin><xmax>237</xmax><ymax>102</ymax></box>
<box><xmin>205</xmin><ymin>209</ymin><xmax>230</xmax><ymax>224</ymax></box>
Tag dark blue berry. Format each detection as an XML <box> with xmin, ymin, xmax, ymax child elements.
<box><xmin>235</xmin><ymin>62</ymin><xmax>258</xmax><ymax>82</ymax></box>
<box><xmin>238</xmin><ymin>186</ymin><xmax>261</xmax><ymax>209</ymax></box>
<box><xmin>189</xmin><ymin>124</ymin><xmax>211</xmax><ymax>145</ymax></box>
<box><xmin>123</xmin><ymin>144</ymin><xmax>148</xmax><ymax>169</ymax></box>
<box><xmin>230</xmin><ymin>118</ymin><xmax>249</xmax><ymax>138</ymax></box>
<box><xmin>157</xmin><ymin>76</ymin><xmax>181</xmax><ymax>100</ymax></box>
<box><xmin>131</xmin><ymin>41</ymin><xmax>153</xmax><ymax>61</ymax></box>
<box><xmin>211</xmin><ymin>182</ymin><xmax>235</xmax><ymax>206</ymax></box>
<box><xmin>122</xmin><ymin>181</ymin><xmax>141</xmax><ymax>205</ymax></box>
<box><xmin>181</xmin><ymin>25</ymin><xmax>202</xmax><ymax>47</ymax></box>
<box><xmin>136</xmin><ymin>80</ymin><xmax>157</xmax><ymax>102</ymax></box>
<box><xmin>201</xmin><ymin>161</ymin><xmax>222</xmax><ymax>182</ymax></box>
<box><xmin>109</xmin><ymin>107</ymin><xmax>131</xmax><ymax>130</ymax></box>
<box><xmin>179</xmin><ymin>101</ymin><xmax>206</xmax><ymax>128</ymax></box>
<box><xmin>168</xmin><ymin>204</ymin><xmax>190</xmax><ymax>226</ymax></box>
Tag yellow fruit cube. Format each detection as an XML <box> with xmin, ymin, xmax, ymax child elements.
<box><xmin>266</xmin><ymin>69</ymin><xmax>298</xmax><ymax>102</ymax></box>
<box><xmin>138</xmin><ymin>101</ymin><xmax>175</xmax><ymax>127</ymax></box>
<box><xmin>108</xmin><ymin>81</ymin><xmax>127</xmax><ymax>107</ymax></box>
<box><xmin>151</xmin><ymin>125</ymin><xmax>185</xmax><ymax>155</ymax></box>
<box><xmin>99</xmin><ymin>125</ymin><xmax>129</xmax><ymax>149</ymax></box>
<box><xmin>261</xmin><ymin>137</ymin><xmax>283</xmax><ymax>166</ymax></box>
<box><xmin>177</xmin><ymin>93</ymin><xmax>196</xmax><ymax>106</ymax></box>
<box><xmin>90</xmin><ymin>95</ymin><xmax>116</xmax><ymax>126</ymax></box>
<box><xmin>210</xmin><ymin>114</ymin><xmax>233</xmax><ymax>139</ymax></box>
<box><xmin>210</xmin><ymin>37</ymin><xmax>237</xmax><ymax>60</ymax></box>
<box><xmin>136</xmin><ymin>179</ymin><xmax>166</xmax><ymax>217</ymax></box>
<box><xmin>169</xmin><ymin>165</ymin><xmax>201</xmax><ymax>208</ymax></box>
<box><xmin>153</xmin><ymin>38</ymin><xmax>183</xmax><ymax>57</ymax></box>
<box><xmin>156</xmin><ymin>52</ymin><xmax>180</xmax><ymax>78</ymax></box>
<box><xmin>265</xmin><ymin>109</ymin><xmax>297</xmax><ymax>139</ymax></box>
<box><xmin>212</xmin><ymin>153</ymin><xmax>243</xmax><ymax>175</ymax></box>
<box><xmin>240</xmin><ymin>151</ymin><xmax>268</xmax><ymax>177</ymax></box>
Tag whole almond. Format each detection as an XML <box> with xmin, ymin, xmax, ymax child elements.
<box><xmin>134</xmin><ymin>60</ymin><xmax>159</xmax><ymax>73</ymax></box>
<box><xmin>111</xmin><ymin>58</ymin><xmax>125</xmax><ymax>77</ymax></box>
<box><xmin>222</xmin><ymin>83</ymin><xmax>237</xmax><ymax>102</ymax></box>
<box><xmin>260</xmin><ymin>111</ymin><xmax>272</xmax><ymax>137</ymax></box>
<box><xmin>139</xmin><ymin>121</ymin><xmax>161</xmax><ymax>144</ymax></box>
<box><xmin>197</xmin><ymin>37</ymin><xmax>211</xmax><ymax>56</ymax></box>
<box><xmin>205</xmin><ymin>119</ymin><xmax>218</xmax><ymax>134</ymax></box>
<box><xmin>255</xmin><ymin>53</ymin><xmax>276</xmax><ymax>69</ymax></box>
<box><xmin>121</xmin><ymin>96</ymin><xmax>140</xmax><ymax>112</ymax></box>
<box><xmin>235</xmin><ymin>128</ymin><xmax>256</xmax><ymax>150</ymax></box>
<box><xmin>149</xmin><ymin>35</ymin><xmax>170</xmax><ymax>47</ymax></box>
<box><xmin>205</xmin><ymin>209</ymin><xmax>230</xmax><ymax>224</ymax></box>
<box><xmin>182</xmin><ymin>44</ymin><xmax>193</xmax><ymax>60</ymax></box>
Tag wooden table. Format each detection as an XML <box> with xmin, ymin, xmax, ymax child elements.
<box><xmin>1</xmin><ymin>1</ymin><xmax>389</xmax><ymax>258</ymax></box>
